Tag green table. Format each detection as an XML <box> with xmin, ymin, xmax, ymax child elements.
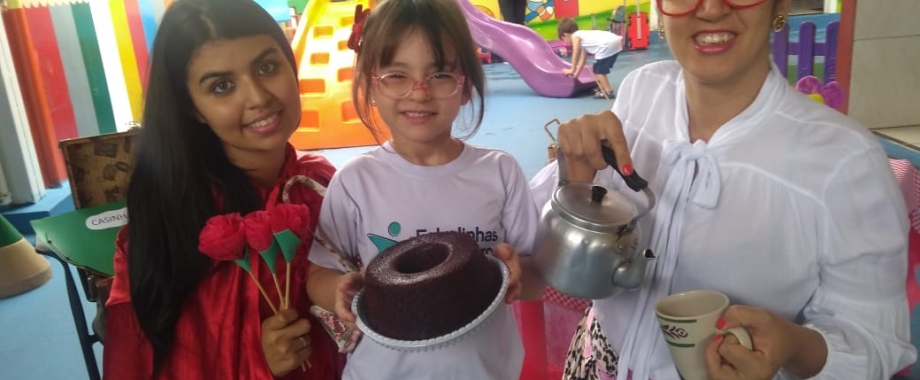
<box><xmin>31</xmin><ymin>201</ymin><xmax>125</xmax><ymax>277</ymax></box>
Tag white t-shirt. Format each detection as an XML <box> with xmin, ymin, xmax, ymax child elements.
<box><xmin>530</xmin><ymin>61</ymin><xmax>917</xmax><ymax>380</ymax></box>
<box><xmin>310</xmin><ymin>142</ymin><xmax>540</xmax><ymax>380</ymax></box>
<box><xmin>573</xmin><ymin>30</ymin><xmax>623</xmax><ymax>60</ymax></box>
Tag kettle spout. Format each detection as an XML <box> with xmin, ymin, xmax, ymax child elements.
<box><xmin>642</xmin><ymin>249</ymin><xmax>656</xmax><ymax>260</ymax></box>
<box><xmin>612</xmin><ymin>249</ymin><xmax>656</xmax><ymax>291</ymax></box>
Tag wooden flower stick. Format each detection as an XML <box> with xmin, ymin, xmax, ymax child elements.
<box><xmin>285</xmin><ymin>263</ymin><xmax>292</xmax><ymax>310</ymax></box>
<box><xmin>275</xmin><ymin>228</ymin><xmax>302</xmax><ymax>310</ymax></box>
<box><xmin>257</xmin><ymin>240</ymin><xmax>286</xmax><ymax>310</ymax></box>
<box><xmin>234</xmin><ymin>249</ymin><xmax>279</xmax><ymax>314</ymax></box>
<box><xmin>246</xmin><ymin>270</ymin><xmax>279</xmax><ymax>314</ymax></box>
<box><xmin>301</xmin><ymin>348</ymin><xmax>311</xmax><ymax>371</ymax></box>
<box><xmin>272</xmin><ymin>273</ymin><xmax>285</xmax><ymax>310</ymax></box>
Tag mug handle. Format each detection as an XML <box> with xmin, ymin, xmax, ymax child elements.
<box><xmin>717</xmin><ymin>327</ymin><xmax>753</xmax><ymax>350</ymax></box>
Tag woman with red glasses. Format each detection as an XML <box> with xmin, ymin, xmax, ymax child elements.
<box><xmin>531</xmin><ymin>0</ymin><xmax>917</xmax><ymax>379</ymax></box>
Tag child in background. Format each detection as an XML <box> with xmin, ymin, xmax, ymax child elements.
<box><xmin>305</xmin><ymin>0</ymin><xmax>545</xmax><ymax>378</ymax></box>
<box><xmin>558</xmin><ymin>17</ymin><xmax>624</xmax><ymax>99</ymax></box>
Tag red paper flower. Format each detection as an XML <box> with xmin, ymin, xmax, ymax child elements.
<box><xmin>244</xmin><ymin>210</ymin><xmax>275</xmax><ymax>252</ymax></box>
<box><xmin>271</xmin><ymin>203</ymin><xmax>310</xmax><ymax>239</ymax></box>
<box><xmin>198</xmin><ymin>213</ymin><xmax>246</xmax><ymax>261</ymax></box>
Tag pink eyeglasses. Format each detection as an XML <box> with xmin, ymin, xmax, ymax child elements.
<box><xmin>372</xmin><ymin>72</ymin><xmax>465</xmax><ymax>99</ymax></box>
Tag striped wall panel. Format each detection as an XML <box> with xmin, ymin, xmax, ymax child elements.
<box><xmin>124</xmin><ymin>0</ymin><xmax>150</xmax><ymax>95</ymax></box>
<box><xmin>71</xmin><ymin>2</ymin><xmax>117</xmax><ymax>134</ymax></box>
<box><xmin>138</xmin><ymin>0</ymin><xmax>159</xmax><ymax>51</ymax></box>
<box><xmin>49</xmin><ymin>5</ymin><xmax>100</xmax><ymax>138</ymax></box>
<box><xmin>2</xmin><ymin>5</ymin><xmax>67</xmax><ymax>187</ymax></box>
<box><xmin>108</xmin><ymin>0</ymin><xmax>143</xmax><ymax>125</ymax></box>
<box><xmin>89</xmin><ymin>0</ymin><xmax>134</xmax><ymax>131</ymax></box>
<box><xmin>23</xmin><ymin>6</ymin><xmax>78</xmax><ymax>142</ymax></box>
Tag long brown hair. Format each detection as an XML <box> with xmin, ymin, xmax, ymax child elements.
<box><xmin>127</xmin><ymin>0</ymin><xmax>296</xmax><ymax>375</ymax></box>
<box><xmin>352</xmin><ymin>0</ymin><xmax>486</xmax><ymax>141</ymax></box>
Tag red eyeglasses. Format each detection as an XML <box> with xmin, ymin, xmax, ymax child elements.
<box><xmin>656</xmin><ymin>0</ymin><xmax>770</xmax><ymax>17</ymax></box>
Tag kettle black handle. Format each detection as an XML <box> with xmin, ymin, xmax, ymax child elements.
<box><xmin>601</xmin><ymin>146</ymin><xmax>648</xmax><ymax>192</ymax></box>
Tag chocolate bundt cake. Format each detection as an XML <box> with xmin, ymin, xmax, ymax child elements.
<box><xmin>362</xmin><ymin>231</ymin><xmax>502</xmax><ymax>341</ymax></box>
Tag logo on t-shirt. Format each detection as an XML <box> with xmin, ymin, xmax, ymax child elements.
<box><xmin>367</xmin><ymin>221</ymin><xmax>402</xmax><ymax>253</ymax></box>
<box><xmin>367</xmin><ymin>221</ymin><xmax>500</xmax><ymax>254</ymax></box>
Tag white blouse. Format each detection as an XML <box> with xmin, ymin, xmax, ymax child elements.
<box><xmin>530</xmin><ymin>61</ymin><xmax>917</xmax><ymax>380</ymax></box>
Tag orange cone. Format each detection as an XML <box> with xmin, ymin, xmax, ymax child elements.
<box><xmin>0</xmin><ymin>214</ymin><xmax>52</xmax><ymax>298</ymax></box>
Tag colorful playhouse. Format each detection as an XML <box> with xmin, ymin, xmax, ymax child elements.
<box><xmin>287</xmin><ymin>0</ymin><xmax>386</xmax><ymax>150</ymax></box>
<box><xmin>286</xmin><ymin>0</ymin><xmax>634</xmax><ymax>150</ymax></box>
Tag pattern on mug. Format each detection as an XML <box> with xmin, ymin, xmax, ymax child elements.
<box><xmin>661</xmin><ymin>324</ymin><xmax>689</xmax><ymax>340</ymax></box>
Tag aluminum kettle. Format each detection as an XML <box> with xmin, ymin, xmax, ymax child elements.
<box><xmin>534</xmin><ymin>146</ymin><xmax>657</xmax><ymax>299</ymax></box>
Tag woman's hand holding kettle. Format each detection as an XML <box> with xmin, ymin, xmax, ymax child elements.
<box><xmin>556</xmin><ymin>110</ymin><xmax>634</xmax><ymax>183</ymax></box>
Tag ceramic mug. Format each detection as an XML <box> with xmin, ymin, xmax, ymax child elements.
<box><xmin>655</xmin><ymin>290</ymin><xmax>753</xmax><ymax>380</ymax></box>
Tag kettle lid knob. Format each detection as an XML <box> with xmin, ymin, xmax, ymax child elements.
<box><xmin>590</xmin><ymin>185</ymin><xmax>607</xmax><ymax>203</ymax></box>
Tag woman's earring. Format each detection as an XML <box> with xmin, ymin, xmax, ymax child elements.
<box><xmin>772</xmin><ymin>15</ymin><xmax>786</xmax><ymax>33</ymax></box>
<box><xmin>370</xmin><ymin>99</ymin><xmax>377</xmax><ymax>105</ymax></box>
<box><xmin>657</xmin><ymin>23</ymin><xmax>665</xmax><ymax>39</ymax></box>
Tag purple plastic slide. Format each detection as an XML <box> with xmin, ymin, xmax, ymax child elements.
<box><xmin>455</xmin><ymin>0</ymin><xmax>597</xmax><ymax>98</ymax></box>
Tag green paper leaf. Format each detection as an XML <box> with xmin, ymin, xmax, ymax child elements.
<box><xmin>234</xmin><ymin>247</ymin><xmax>252</xmax><ymax>272</ymax></box>
<box><xmin>258</xmin><ymin>239</ymin><xmax>281</xmax><ymax>273</ymax></box>
<box><xmin>274</xmin><ymin>229</ymin><xmax>302</xmax><ymax>263</ymax></box>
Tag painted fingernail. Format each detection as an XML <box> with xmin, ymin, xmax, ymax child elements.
<box><xmin>716</xmin><ymin>317</ymin><xmax>726</xmax><ymax>329</ymax></box>
<box><xmin>712</xmin><ymin>334</ymin><xmax>722</xmax><ymax>342</ymax></box>
<box><xmin>622</xmin><ymin>164</ymin><xmax>634</xmax><ymax>176</ymax></box>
